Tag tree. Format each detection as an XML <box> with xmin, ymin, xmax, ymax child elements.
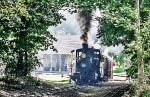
<box><xmin>0</xmin><ymin>0</ymin><xmax>64</xmax><ymax>78</ymax></box>
<box><xmin>135</xmin><ymin>0</ymin><xmax>144</xmax><ymax>95</ymax></box>
<box><xmin>96</xmin><ymin>0</ymin><xmax>136</xmax><ymax>46</ymax></box>
<box><xmin>96</xmin><ymin>0</ymin><xmax>149</xmax><ymax>96</ymax></box>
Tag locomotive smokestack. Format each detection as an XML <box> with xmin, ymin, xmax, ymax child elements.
<box><xmin>82</xmin><ymin>43</ymin><xmax>88</xmax><ymax>49</ymax></box>
<box><xmin>77</xmin><ymin>11</ymin><xmax>92</xmax><ymax>43</ymax></box>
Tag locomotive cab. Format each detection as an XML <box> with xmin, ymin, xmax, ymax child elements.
<box><xmin>71</xmin><ymin>43</ymin><xmax>102</xmax><ymax>85</ymax></box>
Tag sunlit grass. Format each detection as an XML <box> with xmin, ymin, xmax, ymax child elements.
<box><xmin>113</xmin><ymin>68</ymin><xmax>125</xmax><ymax>73</ymax></box>
<box><xmin>43</xmin><ymin>80</ymin><xmax>69</xmax><ymax>84</ymax></box>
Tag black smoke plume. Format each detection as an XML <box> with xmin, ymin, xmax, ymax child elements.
<box><xmin>77</xmin><ymin>11</ymin><xmax>92</xmax><ymax>43</ymax></box>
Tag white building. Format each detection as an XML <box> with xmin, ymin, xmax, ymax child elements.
<box><xmin>36</xmin><ymin>35</ymin><xmax>82</xmax><ymax>73</ymax></box>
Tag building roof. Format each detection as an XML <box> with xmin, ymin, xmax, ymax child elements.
<box><xmin>38</xmin><ymin>35</ymin><xmax>82</xmax><ymax>55</ymax></box>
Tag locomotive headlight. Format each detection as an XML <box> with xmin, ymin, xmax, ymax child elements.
<box><xmin>81</xmin><ymin>63</ymin><xmax>86</xmax><ymax>68</ymax></box>
<box><xmin>81</xmin><ymin>53</ymin><xmax>86</xmax><ymax>58</ymax></box>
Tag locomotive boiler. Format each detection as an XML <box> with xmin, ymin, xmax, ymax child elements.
<box><xmin>70</xmin><ymin>43</ymin><xmax>102</xmax><ymax>84</ymax></box>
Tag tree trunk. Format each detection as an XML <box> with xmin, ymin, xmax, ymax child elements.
<box><xmin>136</xmin><ymin>0</ymin><xmax>144</xmax><ymax>96</ymax></box>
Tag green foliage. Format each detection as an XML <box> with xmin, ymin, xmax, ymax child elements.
<box><xmin>97</xmin><ymin>0</ymin><xmax>136</xmax><ymax>46</ymax></box>
<box><xmin>0</xmin><ymin>0</ymin><xmax>64</xmax><ymax>78</ymax></box>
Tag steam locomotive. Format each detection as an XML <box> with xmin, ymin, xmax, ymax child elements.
<box><xmin>70</xmin><ymin>43</ymin><xmax>104</xmax><ymax>84</ymax></box>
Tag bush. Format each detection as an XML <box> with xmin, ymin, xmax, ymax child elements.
<box><xmin>0</xmin><ymin>77</ymin><xmax>20</xmax><ymax>85</ymax></box>
<box><xmin>22</xmin><ymin>76</ymin><xmax>38</xmax><ymax>85</ymax></box>
<box><xmin>128</xmin><ymin>84</ymin><xmax>136</xmax><ymax>97</ymax></box>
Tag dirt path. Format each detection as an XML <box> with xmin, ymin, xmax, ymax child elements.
<box><xmin>0</xmin><ymin>81</ymin><xmax>131</xmax><ymax>97</ymax></box>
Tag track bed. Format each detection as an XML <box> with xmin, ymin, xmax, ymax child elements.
<box><xmin>0</xmin><ymin>81</ymin><xmax>131</xmax><ymax>97</ymax></box>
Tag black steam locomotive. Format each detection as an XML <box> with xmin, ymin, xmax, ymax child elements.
<box><xmin>71</xmin><ymin>43</ymin><xmax>103</xmax><ymax>84</ymax></box>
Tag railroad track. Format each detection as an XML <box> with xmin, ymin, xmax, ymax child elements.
<box><xmin>103</xmin><ymin>84</ymin><xmax>131</xmax><ymax>97</ymax></box>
